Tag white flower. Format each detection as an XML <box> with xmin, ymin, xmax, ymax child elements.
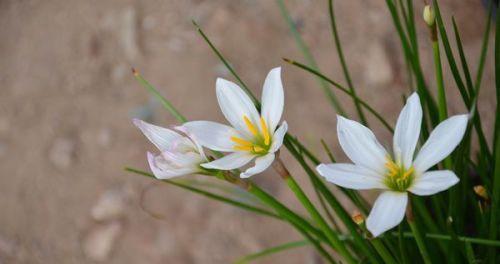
<box><xmin>316</xmin><ymin>93</ymin><xmax>468</xmax><ymax>237</ymax></box>
<box><xmin>133</xmin><ymin>119</ymin><xmax>208</xmax><ymax>179</ymax></box>
<box><xmin>183</xmin><ymin>67</ymin><xmax>288</xmax><ymax>178</ymax></box>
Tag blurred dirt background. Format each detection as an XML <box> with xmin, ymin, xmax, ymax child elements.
<box><xmin>0</xmin><ymin>0</ymin><xmax>496</xmax><ymax>263</ymax></box>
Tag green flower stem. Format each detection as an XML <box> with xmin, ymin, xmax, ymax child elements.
<box><xmin>430</xmin><ymin>27</ymin><xmax>448</xmax><ymax>121</ymax></box>
<box><xmin>370</xmin><ymin>237</ymin><xmax>398</xmax><ymax>264</ymax></box>
<box><xmin>273</xmin><ymin>157</ymin><xmax>356</xmax><ymax>264</ymax></box>
<box><xmin>406</xmin><ymin>199</ymin><xmax>432</xmax><ymax>264</ymax></box>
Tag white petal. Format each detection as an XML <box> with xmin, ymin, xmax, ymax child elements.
<box><xmin>413</xmin><ymin>114</ymin><xmax>468</xmax><ymax>172</ymax></box>
<box><xmin>216</xmin><ymin>78</ymin><xmax>260</xmax><ymax>136</ymax></box>
<box><xmin>182</xmin><ymin>121</ymin><xmax>238</xmax><ymax>152</ymax></box>
<box><xmin>240</xmin><ymin>153</ymin><xmax>275</xmax><ymax>178</ymax></box>
<box><xmin>337</xmin><ymin>116</ymin><xmax>388</xmax><ymax>174</ymax></box>
<box><xmin>147</xmin><ymin>152</ymin><xmax>197</xmax><ymax>179</ymax></box>
<box><xmin>366</xmin><ymin>191</ymin><xmax>408</xmax><ymax>237</ymax></box>
<box><xmin>133</xmin><ymin>119</ymin><xmax>182</xmax><ymax>151</ymax></box>
<box><xmin>409</xmin><ymin>170</ymin><xmax>459</xmax><ymax>196</ymax></box>
<box><xmin>393</xmin><ymin>93</ymin><xmax>422</xmax><ymax>168</ymax></box>
<box><xmin>270</xmin><ymin>121</ymin><xmax>288</xmax><ymax>152</ymax></box>
<box><xmin>261</xmin><ymin>67</ymin><xmax>284</xmax><ymax>132</ymax></box>
<box><xmin>316</xmin><ymin>163</ymin><xmax>386</xmax><ymax>190</ymax></box>
<box><xmin>201</xmin><ymin>152</ymin><xmax>255</xmax><ymax>170</ymax></box>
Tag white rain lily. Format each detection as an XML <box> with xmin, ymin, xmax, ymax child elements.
<box><xmin>183</xmin><ymin>67</ymin><xmax>288</xmax><ymax>178</ymax></box>
<box><xmin>316</xmin><ymin>93</ymin><xmax>468</xmax><ymax>237</ymax></box>
<box><xmin>133</xmin><ymin>119</ymin><xmax>208</xmax><ymax>179</ymax></box>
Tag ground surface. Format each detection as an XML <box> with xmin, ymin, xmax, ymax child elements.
<box><xmin>0</xmin><ymin>0</ymin><xmax>496</xmax><ymax>263</ymax></box>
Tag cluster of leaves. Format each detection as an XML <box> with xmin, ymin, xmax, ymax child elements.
<box><xmin>127</xmin><ymin>0</ymin><xmax>500</xmax><ymax>263</ymax></box>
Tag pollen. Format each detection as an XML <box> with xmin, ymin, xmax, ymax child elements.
<box><xmin>383</xmin><ymin>158</ymin><xmax>415</xmax><ymax>192</ymax></box>
<box><xmin>231</xmin><ymin>115</ymin><xmax>273</xmax><ymax>155</ymax></box>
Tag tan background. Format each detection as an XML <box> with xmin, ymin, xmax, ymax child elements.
<box><xmin>0</xmin><ymin>0</ymin><xmax>496</xmax><ymax>263</ymax></box>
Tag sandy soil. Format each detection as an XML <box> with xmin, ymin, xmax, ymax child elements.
<box><xmin>0</xmin><ymin>0</ymin><xmax>496</xmax><ymax>263</ymax></box>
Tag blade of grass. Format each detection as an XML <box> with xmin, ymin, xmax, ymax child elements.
<box><xmin>284</xmin><ymin>58</ymin><xmax>393</xmax><ymax>132</ymax></box>
<box><xmin>191</xmin><ymin>21</ymin><xmax>259</xmax><ymax>107</ymax></box>
<box><xmin>433</xmin><ymin>0</ymin><xmax>470</xmax><ymax>107</ymax></box>
<box><xmin>276</xmin><ymin>0</ymin><xmax>345</xmax><ymax>115</ymax></box>
<box><xmin>235</xmin><ymin>240</ymin><xmax>310</xmax><ymax>264</ymax></box>
<box><xmin>132</xmin><ymin>68</ymin><xmax>187</xmax><ymax>123</ymax></box>
<box><xmin>488</xmin><ymin>8</ymin><xmax>500</xmax><ymax>262</ymax></box>
<box><xmin>125</xmin><ymin>167</ymin><xmax>280</xmax><ymax>219</ymax></box>
<box><xmin>327</xmin><ymin>0</ymin><xmax>367</xmax><ymax>124</ymax></box>
<box><xmin>284</xmin><ymin>139</ymin><xmax>383</xmax><ymax>264</ymax></box>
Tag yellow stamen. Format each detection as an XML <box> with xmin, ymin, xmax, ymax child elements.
<box><xmin>402</xmin><ymin>167</ymin><xmax>414</xmax><ymax>179</ymax></box>
<box><xmin>234</xmin><ymin>145</ymin><xmax>254</xmax><ymax>152</ymax></box>
<box><xmin>260</xmin><ymin>117</ymin><xmax>270</xmax><ymax>146</ymax></box>
<box><xmin>243</xmin><ymin>116</ymin><xmax>259</xmax><ymax>136</ymax></box>
<box><xmin>253</xmin><ymin>146</ymin><xmax>265</xmax><ymax>153</ymax></box>
<box><xmin>230</xmin><ymin>136</ymin><xmax>253</xmax><ymax>147</ymax></box>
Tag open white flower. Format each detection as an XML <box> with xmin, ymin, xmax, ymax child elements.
<box><xmin>183</xmin><ymin>67</ymin><xmax>287</xmax><ymax>178</ymax></box>
<box><xmin>133</xmin><ymin>119</ymin><xmax>208</xmax><ymax>179</ymax></box>
<box><xmin>316</xmin><ymin>93</ymin><xmax>468</xmax><ymax>237</ymax></box>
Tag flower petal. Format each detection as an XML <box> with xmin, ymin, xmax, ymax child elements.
<box><xmin>316</xmin><ymin>163</ymin><xmax>386</xmax><ymax>190</ymax></box>
<box><xmin>216</xmin><ymin>78</ymin><xmax>260</xmax><ymax>136</ymax></box>
<box><xmin>240</xmin><ymin>153</ymin><xmax>275</xmax><ymax>178</ymax></box>
<box><xmin>366</xmin><ymin>191</ymin><xmax>408</xmax><ymax>237</ymax></box>
<box><xmin>261</xmin><ymin>67</ymin><xmax>284</xmax><ymax>132</ymax></box>
<box><xmin>270</xmin><ymin>121</ymin><xmax>288</xmax><ymax>152</ymax></box>
<box><xmin>182</xmin><ymin>121</ymin><xmax>238</xmax><ymax>152</ymax></box>
<box><xmin>201</xmin><ymin>152</ymin><xmax>255</xmax><ymax>170</ymax></box>
<box><xmin>409</xmin><ymin>170</ymin><xmax>459</xmax><ymax>196</ymax></box>
<box><xmin>413</xmin><ymin>114</ymin><xmax>468</xmax><ymax>172</ymax></box>
<box><xmin>147</xmin><ymin>152</ymin><xmax>197</xmax><ymax>179</ymax></box>
<box><xmin>133</xmin><ymin>119</ymin><xmax>182</xmax><ymax>151</ymax></box>
<box><xmin>393</xmin><ymin>93</ymin><xmax>422</xmax><ymax>168</ymax></box>
<box><xmin>337</xmin><ymin>116</ymin><xmax>388</xmax><ymax>174</ymax></box>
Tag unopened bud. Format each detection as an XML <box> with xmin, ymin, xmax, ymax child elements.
<box><xmin>352</xmin><ymin>211</ymin><xmax>364</xmax><ymax>225</ymax></box>
<box><xmin>474</xmin><ymin>185</ymin><xmax>489</xmax><ymax>200</ymax></box>
<box><xmin>423</xmin><ymin>5</ymin><xmax>435</xmax><ymax>26</ymax></box>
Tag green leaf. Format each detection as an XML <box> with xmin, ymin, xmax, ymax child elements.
<box><xmin>276</xmin><ymin>0</ymin><xmax>345</xmax><ymax>115</ymax></box>
<box><xmin>234</xmin><ymin>240</ymin><xmax>310</xmax><ymax>264</ymax></box>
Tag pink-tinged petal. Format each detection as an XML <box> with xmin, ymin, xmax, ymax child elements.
<box><xmin>133</xmin><ymin>119</ymin><xmax>182</xmax><ymax>151</ymax></box>
<box><xmin>316</xmin><ymin>163</ymin><xmax>386</xmax><ymax>190</ymax></box>
<box><xmin>366</xmin><ymin>191</ymin><xmax>408</xmax><ymax>237</ymax></box>
<box><xmin>147</xmin><ymin>152</ymin><xmax>197</xmax><ymax>179</ymax></box>
<box><xmin>409</xmin><ymin>170</ymin><xmax>459</xmax><ymax>196</ymax></box>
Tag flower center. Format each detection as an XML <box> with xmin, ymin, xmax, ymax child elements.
<box><xmin>230</xmin><ymin>115</ymin><xmax>272</xmax><ymax>155</ymax></box>
<box><xmin>383</xmin><ymin>158</ymin><xmax>415</xmax><ymax>192</ymax></box>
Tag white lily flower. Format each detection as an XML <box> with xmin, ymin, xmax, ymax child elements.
<box><xmin>316</xmin><ymin>93</ymin><xmax>468</xmax><ymax>237</ymax></box>
<box><xmin>183</xmin><ymin>67</ymin><xmax>288</xmax><ymax>178</ymax></box>
<box><xmin>133</xmin><ymin>119</ymin><xmax>208</xmax><ymax>179</ymax></box>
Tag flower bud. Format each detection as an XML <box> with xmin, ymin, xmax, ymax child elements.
<box><xmin>352</xmin><ymin>211</ymin><xmax>365</xmax><ymax>225</ymax></box>
<box><xmin>473</xmin><ymin>185</ymin><xmax>489</xmax><ymax>200</ymax></box>
<box><xmin>423</xmin><ymin>5</ymin><xmax>435</xmax><ymax>26</ymax></box>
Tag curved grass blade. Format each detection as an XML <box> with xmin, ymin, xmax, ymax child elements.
<box><xmin>284</xmin><ymin>58</ymin><xmax>393</xmax><ymax>132</ymax></box>
<box><xmin>191</xmin><ymin>20</ymin><xmax>259</xmax><ymax>106</ymax></box>
<box><xmin>328</xmin><ymin>0</ymin><xmax>366</xmax><ymax>124</ymax></box>
<box><xmin>276</xmin><ymin>0</ymin><xmax>345</xmax><ymax>115</ymax></box>
<box><xmin>125</xmin><ymin>167</ymin><xmax>280</xmax><ymax>219</ymax></box>
<box><xmin>234</xmin><ymin>240</ymin><xmax>311</xmax><ymax>264</ymax></box>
